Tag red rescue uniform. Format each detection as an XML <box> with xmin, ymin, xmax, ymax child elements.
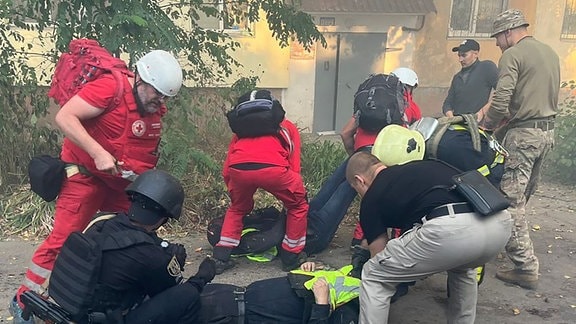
<box><xmin>219</xmin><ymin>119</ymin><xmax>308</xmax><ymax>254</ymax></box>
<box><xmin>17</xmin><ymin>74</ymin><xmax>166</xmax><ymax>301</ymax></box>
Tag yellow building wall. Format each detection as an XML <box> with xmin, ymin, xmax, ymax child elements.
<box><xmin>410</xmin><ymin>0</ymin><xmax>575</xmax><ymax>116</ymax></box>
<box><xmin>215</xmin><ymin>12</ymin><xmax>291</xmax><ymax>89</ymax></box>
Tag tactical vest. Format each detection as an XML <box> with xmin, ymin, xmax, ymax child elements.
<box><xmin>49</xmin><ymin>213</ymin><xmax>157</xmax><ymax>322</ymax></box>
<box><xmin>62</xmin><ymin>77</ymin><xmax>163</xmax><ymax>177</ymax></box>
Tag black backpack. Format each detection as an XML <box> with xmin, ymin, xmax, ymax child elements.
<box><xmin>226</xmin><ymin>97</ymin><xmax>286</xmax><ymax>138</ymax></box>
<box><xmin>48</xmin><ymin>214</ymin><xmax>156</xmax><ymax>322</ymax></box>
<box><xmin>354</xmin><ymin>73</ymin><xmax>407</xmax><ymax>132</ymax></box>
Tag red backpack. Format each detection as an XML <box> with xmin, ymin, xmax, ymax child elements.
<box><xmin>48</xmin><ymin>38</ymin><xmax>133</xmax><ymax>109</ymax></box>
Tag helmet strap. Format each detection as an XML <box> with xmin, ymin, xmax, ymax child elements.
<box><xmin>504</xmin><ymin>30</ymin><xmax>511</xmax><ymax>49</ymax></box>
<box><xmin>132</xmin><ymin>74</ymin><xmax>148</xmax><ymax>117</ymax></box>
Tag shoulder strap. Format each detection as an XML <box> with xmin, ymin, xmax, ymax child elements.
<box><xmin>427</xmin><ymin>114</ymin><xmax>482</xmax><ymax>159</ymax></box>
<box><xmin>461</xmin><ymin>114</ymin><xmax>482</xmax><ymax>153</ymax></box>
<box><xmin>82</xmin><ymin>213</ymin><xmax>118</xmax><ymax>233</ymax></box>
<box><xmin>406</xmin><ymin>159</ymin><xmax>461</xmax><ymax>207</ymax></box>
<box><xmin>100</xmin><ymin>230</ymin><xmax>156</xmax><ymax>251</ymax></box>
<box><xmin>278</xmin><ymin>126</ymin><xmax>294</xmax><ymax>155</ymax></box>
<box><xmin>82</xmin><ymin>213</ymin><xmax>156</xmax><ymax>250</ymax></box>
<box><xmin>107</xmin><ymin>70</ymin><xmax>127</xmax><ymax>110</ymax></box>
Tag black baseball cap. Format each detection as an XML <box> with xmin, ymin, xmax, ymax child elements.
<box><xmin>452</xmin><ymin>39</ymin><xmax>480</xmax><ymax>52</ymax></box>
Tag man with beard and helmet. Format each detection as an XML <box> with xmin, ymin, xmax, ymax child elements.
<box><xmin>10</xmin><ymin>50</ymin><xmax>183</xmax><ymax>323</ymax></box>
<box><xmin>21</xmin><ymin>170</ymin><xmax>217</xmax><ymax>324</ymax></box>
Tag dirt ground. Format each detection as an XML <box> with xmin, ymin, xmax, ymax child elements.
<box><xmin>0</xmin><ymin>181</ymin><xmax>575</xmax><ymax>323</ymax></box>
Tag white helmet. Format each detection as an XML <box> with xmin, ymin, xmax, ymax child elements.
<box><xmin>136</xmin><ymin>50</ymin><xmax>183</xmax><ymax>97</ymax></box>
<box><xmin>391</xmin><ymin>67</ymin><xmax>418</xmax><ymax>87</ymax></box>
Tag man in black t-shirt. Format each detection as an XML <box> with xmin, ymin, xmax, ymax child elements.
<box><xmin>345</xmin><ymin>152</ymin><xmax>512</xmax><ymax>324</ymax></box>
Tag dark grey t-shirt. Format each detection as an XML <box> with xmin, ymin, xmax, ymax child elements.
<box><xmin>442</xmin><ymin>59</ymin><xmax>498</xmax><ymax>115</ymax></box>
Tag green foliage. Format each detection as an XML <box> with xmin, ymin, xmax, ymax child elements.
<box><xmin>1</xmin><ymin>0</ymin><xmax>323</xmax><ymax>231</ymax></box>
<box><xmin>301</xmin><ymin>139</ymin><xmax>348</xmax><ymax>196</ymax></box>
<box><xmin>545</xmin><ymin>80</ymin><xmax>576</xmax><ymax>183</ymax></box>
<box><xmin>0</xmin><ymin>0</ymin><xmax>323</xmax><ymax>192</ymax></box>
<box><xmin>6</xmin><ymin>0</ymin><xmax>324</xmax><ymax>84</ymax></box>
<box><xmin>0</xmin><ymin>186</ymin><xmax>55</xmax><ymax>237</ymax></box>
<box><xmin>0</xmin><ymin>3</ymin><xmax>61</xmax><ymax>191</ymax></box>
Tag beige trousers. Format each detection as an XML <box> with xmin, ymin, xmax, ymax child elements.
<box><xmin>359</xmin><ymin>207</ymin><xmax>512</xmax><ymax>324</ymax></box>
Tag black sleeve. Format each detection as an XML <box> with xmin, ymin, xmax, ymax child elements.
<box><xmin>359</xmin><ymin>195</ymin><xmax>388</xmax><ymax>245</ymax></box>
<box><xmin>140</xmin><ymin>247</ymin><xmax>182</xmax><ymax>297</ymax></box>
<box><xmin>442</xmin><ymin>77</ymin><xmax>456</xmax><ymax>114</ymax></box>
<box><xmin>307</xmin><ymin>304</ymin><xmax>331</xmax><ymax>324</ymax></box>
<box><xmin>487</xmin><ymin>60</ymin><xmax>499</xmax><ymax>89</ymax></box>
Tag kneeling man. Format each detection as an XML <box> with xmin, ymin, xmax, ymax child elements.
<box><xmin>346</xmin><ymin>152</ymin><xmax>512</xmax><ymax>324</ymax></box>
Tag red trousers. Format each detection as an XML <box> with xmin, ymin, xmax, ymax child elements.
<box><xmin>16</xmin><ymin>173</ymin><xmax>130</xmax><ymax>302</ymax></box>
<box><xmin>218</xmin><ymin>166</ymin><xmax>308</xmax><ymax>254</ymax></box>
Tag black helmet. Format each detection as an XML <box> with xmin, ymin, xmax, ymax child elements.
<box><xmin>125</xmin><ymin>170</ymin><xmax>184</xmax><ymax>224</ymax></box>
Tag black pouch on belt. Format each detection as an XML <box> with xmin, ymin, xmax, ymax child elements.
<box><xmin>28</xmin><ymin>155</ymin><xmax>66</xmax><ymax>202</ymax></box>
<box><xmin>452</xmin><ymin>169</ymin><xmax>510</xmax><ymax>216</ymax></box>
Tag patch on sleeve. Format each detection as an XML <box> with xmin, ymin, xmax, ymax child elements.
<box><xmin>167</xmin><ymin>255</ymin><xmax>182</xmax><ymax>277</ymax></box>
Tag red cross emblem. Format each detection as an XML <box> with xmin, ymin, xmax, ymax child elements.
<box><xmin>131</xmin><ymin>120</ymin><xmax>146</xmax><ymax>137</ymax></box>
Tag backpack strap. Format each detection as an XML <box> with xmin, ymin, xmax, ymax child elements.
<box><xmin>278</xmin><ymin>126</ymin><xmax>294</xmax><ymax>155</ymax></box>
<box><xmin>107</xmin><ymin>70</ymin><xmax>126</xmax><ymax>110</ymax></box>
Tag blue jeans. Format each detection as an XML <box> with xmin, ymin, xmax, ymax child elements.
<box><xmin>305</xmin><ymin>158</ymin><xmax>357</xmax><ymax>254</ymax></box>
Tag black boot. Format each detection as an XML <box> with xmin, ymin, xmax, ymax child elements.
<box><xmin>279</xmin><ymin>248</ymin><xmax>307</xmax><ymax>272</ymax></box>
<box><xmin>391</xmin><ymin>282</ymin><xmax>415</xmax><ymax>303</ymax></box>
<box><xmin>213</xmin><ymin>246</ymin><xmax>236</xmax><ymax>274</ymax></box>
<box><xmin>350</xmin><ymin>246</ymin><xmax>370</xmax><ymax>279</ymax></box>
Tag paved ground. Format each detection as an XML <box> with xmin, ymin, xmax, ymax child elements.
<box><xmin>1</xmin><ymin>181</ymin><xmax>575</xmax><ymax>323</ymax></box>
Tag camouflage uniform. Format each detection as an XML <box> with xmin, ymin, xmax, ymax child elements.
<box><xmin>482</xmin><ymin>9</ymin><xmax>560</xmax><ymax>282</ymax></box>
<box><xmin>500</xmin><ymin>127</ymin><xmax>554</xmax><ymax>272</ymax></box>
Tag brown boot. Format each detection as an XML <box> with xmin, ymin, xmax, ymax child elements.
<box><xmin>495</xmin><ymin>269</ymin><xmax>538</xmax><ymax>290</ymax></box>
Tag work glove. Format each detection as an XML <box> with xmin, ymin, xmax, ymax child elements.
<box><xmin>165</xmin><ymin>242</ymin><xmax>187</xmax><ymax>271</ymax></box>
<box><xmin>186</xmin><ymin>257</ymin><xmax>216</xmax><ymax>292</ymax></box>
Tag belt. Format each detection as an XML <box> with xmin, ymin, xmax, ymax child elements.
<box><xmin>426</xmin><ymin>203</ymin><xmax>474</xmax><ymax>220</ymax></box>
<box><xmin>512</xmin><ymin>119</ymin><xmax>554</xmax><ymax>131</ymax></box>
<box><xmin>64</xmin><ymin>164</ymin><xmax>91</xmax><ymax>178</ymax></box>
<box><xmin>234</xmin><ymin>287</ymin><xmax>246</xmax><ymax>324</ymax></box>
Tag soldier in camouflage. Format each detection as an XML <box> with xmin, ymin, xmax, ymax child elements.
<box><xmin>480</xmin><ymin>8</ymin><xmax>560</xmax><ymax>290</ymax></box>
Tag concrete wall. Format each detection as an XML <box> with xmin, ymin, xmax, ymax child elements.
<box><xmin>282</xmin><ymin>13</ymin><xmax>423</xmax><ymax>130</ymax></box>
<box><xmin>412</xmin><ymin>0</ymin><xmax>576</xmax><ymax>117</ymax></box>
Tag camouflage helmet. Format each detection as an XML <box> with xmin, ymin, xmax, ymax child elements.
<box><xmin>491</xmin><ymin>9</ymin><xmax>529</xmax><ymax>37</ymax></box>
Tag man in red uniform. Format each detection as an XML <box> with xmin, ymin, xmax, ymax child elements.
<box><xmin>10</xmin><ymin>50</ymin><xmax>183</xmax><ymax>324</ymax></box>
<box><xmin>214</xmin><ymin>89</ymin><xmax>308</xmax><ymax>274</ymax></box>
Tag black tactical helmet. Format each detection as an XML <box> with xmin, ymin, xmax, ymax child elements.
<box><xmin>125</xmin><ymin>170</ymin><xmax>184</xmax><ymax>223</ymax></box>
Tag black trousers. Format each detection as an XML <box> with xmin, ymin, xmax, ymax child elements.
<box><xmin>200</xmin><ymin>277</ymin><xmax>359</xmax><ymax>324</ymax></box>
<box><xmin>124</xmin><ymin>283</ymin><xmax>201</xmax><ymax>324</ymax></box>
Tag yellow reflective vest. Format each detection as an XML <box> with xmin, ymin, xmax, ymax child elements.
<box><xmin>290</xmin><ymin>265</ymin><xmax>361</xmax><ymax>309</ymax></box>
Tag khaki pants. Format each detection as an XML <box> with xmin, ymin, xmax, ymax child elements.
<box><xmin>359</xmin><ymin>208</ymin><xmax>512</xmax><ymax>324</ymax></box>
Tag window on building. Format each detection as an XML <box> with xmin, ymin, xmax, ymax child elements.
<box><xmin>448</xmin><ymin>0</ymin><xmax>508</xmax><ymax>38</ymax></box>
<box><xmin>196</xmin><ymin>0</ymin><xmax>251</xmax><ymax>34</ymax></box>
<box><xmin>562</xmin><ymin>0</ymin><xmax>576</xmax><ymax>40</ymax></box>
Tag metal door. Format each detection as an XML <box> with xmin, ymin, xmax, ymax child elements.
<box><xmin>313</xmin><ymin>32</ymin><xmax>388</xmax><ymax>133</ymax></box>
